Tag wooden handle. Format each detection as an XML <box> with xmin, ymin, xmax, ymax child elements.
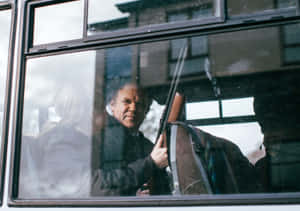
<box><xmin>167</xmin><ymin>92</ymin><xmax>185</xmax><ymax>123</ymax></box>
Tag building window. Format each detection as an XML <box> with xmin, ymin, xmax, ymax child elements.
<box><xmin>282</xmin><ymin>23</ymin><xmax>300</xmax><ymax>64</ymax></box>
<box><xmin>168</xmin><ymin>8</ymin><xmax>210</xmax><ymax>77</ymax></box>
<box><xmin>87</xmin><ymin>0</ymin><xmax>223</xmax><ymax>39</ymax></box>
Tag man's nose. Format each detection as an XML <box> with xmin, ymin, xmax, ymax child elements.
<box><xmin>129</xmin><ymin>102</ymin><xmax>136</xmax><ymax>111</ymax></box>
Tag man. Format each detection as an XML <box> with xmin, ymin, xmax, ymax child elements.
<box><xmin>91</xmin><ymin>83</ymin><xmax>170</xmax><ymax>196</ymax></box>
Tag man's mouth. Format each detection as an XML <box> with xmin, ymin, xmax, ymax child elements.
<box><xmin>124</xmin><ymin>114</ymin><xmax>136</xmax><ymax>121</ymax></box>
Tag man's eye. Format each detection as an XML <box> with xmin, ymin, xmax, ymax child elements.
<box><xmin>123</xmin><ymin>99</ymin><xmax>131</xmax><ymax>104</ymax></box>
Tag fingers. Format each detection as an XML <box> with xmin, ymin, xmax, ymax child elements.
<box><xmin>155</xmin><ymin>134</ymin><xmax>164</xmax><ymax>148</ymax></box>
<box><xmin>136</xmin><ymin>189</ymin><xmax>150</xmax><ymax>196</ymax></box>
<box><xmin>150</xmin><ymin>145</ymin><xmax>168</xmax><ymax>169</ymax></box>
<box><xmin>136</xmin><ymin>184</ymin><xmax>150</xmax><ymax>196</ymax></box>
<box><xmin>155</xmin><ymin>133</ymin><xmax>167</xmax><ymax>148</ymax></box>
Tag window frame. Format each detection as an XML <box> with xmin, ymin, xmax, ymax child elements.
<box><xmin>0</xmin><ymin>0</ymin><xmax>17</xmax><ymax>206</ymax></box>
<box><xmin>23</xmin><ymin>0</ymin><xmax>84</xmax><ymax>53</ymax></box>
<box><xmin>8</xmin><ymin>0</ymin><xmax>300</xmax><ymax>207</ymax></box>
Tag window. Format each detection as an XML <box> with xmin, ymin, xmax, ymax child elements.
<box><xmin>282</xmin><ymin>23</ymin><xmax>300</xmax><ymax>64</ymax></box>
<box><xmin>227</xmin><ymin>0</ymin><xmax>298</xmax><ymax>17</ymax></box>
<box><xmin>19</xmin><ymin>52</ymin><xmax>95</xmax><ymax>198</ymax></box>
<box><xmin>9</xmin><ymin>0</ymin><xmax>300</xmax><ymax>207</ymax></box>
<box><xmin>168</xmin><ymin>9</ymin><xmax>209</xmax><ymax>77</ymax></box>
<box><xmin>169</xmin><ymin>36</ymin><xmax>208</xmax><ymax>77</ymax></box>
<box><xmin>30</xmin><ymin>0</ymin><xmax>83</xmax><ymax>47</ymax></box>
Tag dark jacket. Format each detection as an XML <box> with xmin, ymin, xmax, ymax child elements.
<box><xmin>91</xmin><ymin>114</ymin><xmax>170</xmax><ymax>196</ymax></box>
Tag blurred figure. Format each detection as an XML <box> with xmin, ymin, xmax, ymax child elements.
<box><xmin>19</xmin><ymin>85</ymin><xmax>92</xmax><ymax>198</ymax></box>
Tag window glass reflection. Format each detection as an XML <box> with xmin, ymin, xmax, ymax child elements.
<box><xmin>277</xmin><ymin>0</ymin><xmax>297</xmax><ymax>9</ymax></box>
<box><xmin>192</xmin><ymin>3</ymin><xmax>214</xmax><ymax>19</ymax></box>
<box><xmin>0</xmin><ymin>9</ymin><xmax>11</xmax><ymax>144</ymax></box>
<box><xmin>191</xmin><ymin>36</ymin><xmax>208</xmax><ymax>56</ymax></box>
<box><xmin>222</xmin><ymin>97</ymin><xmax>255</xmax><ymax>117</ymax></box>
<box><xmin>283</xmin><ymin>23</ymin><xmax>300</xmax><ymax>45</ymax></box>
<box><xmin>18</xmin><ymin>22</ymin><xmax>300</xmax><ymax>198</ymax></box>
<box><xmin>19</xmin><ymin>51</ymin><xmax>95</xmax><ymax>198</ymax></box>
<box><xmin>88</xmin><ymin>0</ymin><xmax>222</xmax><ymax>36</ymax></box>
<box><xmin>168</xmin><ymin>13</ymin><xmax>188</xmax><ymax>22</ymax></box>
<box><xmin>227</xmin><ymin>0</ymin><xmax>297</xmax><ymax>17</ymax></box>
<box><xmin>186</xmin><ymin>101</ymin><xmax>219</xmax><ymax>119</ymax></box>
<box><xmin>171</xmin><ymin>38</ymin><xmax>188</xmax><ymax>59</ymax></box>
<box><xmin>33</xmin><ymin>0</ymin><xmax>83</xmax><ymax>46</ymax></box>
<box><xmin>169</xmin><ymin>35</ymin><xmax>208</xmax><ymax>77</ymax></box>
<box><xmin>282</xmin><ymin>23</ymin><xmax>300</xmax><ymax>64</ymax></box>
<box><xmin>199</xmin><ymin>122</ymin><xmax>264</xmax><ymax>163</ymax></box>
<box><xmin>284</xmin><ymin>47</ymin><xmax>300</xmax><ymax>63</ymax></box>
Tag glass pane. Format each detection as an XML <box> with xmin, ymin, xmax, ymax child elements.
<box><xmin>106</xmin><ymin>46</ymin><xmax>132</xmax><ymax>79</ymax></box>
<box><xmin>88</xmin><ymin>0</ymin><xmax>222</xmax><ymax>36</ymax></box>
<box><xmin>282</xmin><ymin>23</ymin><xmax>300</xmax><ymax>64</ymax></box>
<box><xmin>170</xmin><ymin>38</ymin><xmax>188</xmax><ymax>59</ymax></box>
<box><xmin>277</xmin><ymin>0</ymin><xmax>297</xmax><ymax>9</ymax></box>
<box><xmin>33</xmin><ymin>0</ymin><xmax>83</xmax><ymax>45</ymax></box>
<box><xmin>283</xmin><ymin>23</ymin><xmax>300</xmax><ymax>45</ymax></box>
<box><xmin>19</xmin><ymin>52</ymin><xmax>96</xmax><ymax>198</ymax></box>
<box><xmin>168</xmin><ymin>13</ymin><xmax>188</xmax><ymax>22</ymax></box>
<box><xmin>169</xmin><ymin>57</ymin><xmax>207</xmax><ymax>76</ymax></box>
<box><xmin>199</xmin><ymin>122</ymin><xmax>264</xmax><ymax>162</ymax></box>
<box><xmin>227</xmin><ymin>0</ymin><xmax>297</xmax><ymax>17</ymax></box>
<box><xmin>18</xmin><ymin>22</ymin><xmax>300</xmax><ymax>199</ymax></box>
<box><xmin>191</xmin><ymin>36</ymin><xmax>208</xmax><ymax>56</ymax></box>
<box><xmin>284</xmin><ymin>47</ymin><xmax>300</xmax><ymax>63</ymax></box>
<box><xmin>268</xmin><ymin>142</ymin><xmax>300</xmax><ymax>191</ymax></box>
<box><xmin>222</xmin><ymin>97</ymin><xmax>255</xmax><ymax>117</ymax></box>
<box><xmin>192</xmin><ymin>3</ymin><xmax>214</xmax><ymax>19</ymax></box>
<box><xmin>186</xmin><ymin>101</ymin><xmax>219</xmax><ymax>119</ymax></box>
<box><xmin>0</xmin><ymin>9</ymin><xmax>11</xmax><ymax>144</ymax></box>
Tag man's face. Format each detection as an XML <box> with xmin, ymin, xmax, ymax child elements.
<box><xmin>110</xmin><ymin>85</ymin><xmax>148</xmax><ymax>130</ymax></box>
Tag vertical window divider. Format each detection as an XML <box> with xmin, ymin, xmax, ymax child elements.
<box><xmin>82</xmin><ymin>0</ymin><xmax>88</xmax><ymax>41</ymax></box>
<box><xmin>218</xmin><ymin>99</ymin><xmax>223</xmax><ymax>119</ymax></box>
<box><xmin>0</xmin><ymin>0</ymin><xmax>17</xmax><ymax>205</ymax></box>
<box><xmin>8</xmin><ymin>0</ymin><xmax>29</xmax><ymax>202</ymax></box>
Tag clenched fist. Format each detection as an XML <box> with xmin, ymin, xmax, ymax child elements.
<box><xmin>150</xmin><ymin>134</ymin><xmax>168</xmax><ymax>169</ymax></box>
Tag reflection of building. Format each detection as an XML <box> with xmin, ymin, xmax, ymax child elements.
<box><xmin>91</xmin><ymin>0</ymin><xmax>300</xmax><ymax>95</ymax></box>
<box><xmin>91</xmin><ymin>0</ymin><xmax>300</xmax><ymax>193</ymax></box>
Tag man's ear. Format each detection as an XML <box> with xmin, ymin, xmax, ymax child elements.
<box><xmin>110</xmin><ymin>100</ymin><xmax>115</xmax><ymax>112</ymax></box>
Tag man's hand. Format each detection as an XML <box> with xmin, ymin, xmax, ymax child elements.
<box><xmin>150</xmin><ymin>134</ymin><xmax>168</xmax><ymax>169</ymax></box>
<box><xmin>136</xmin><ymin>183</ymin><xmax>150</xmax><ymax>196</ymax></box>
